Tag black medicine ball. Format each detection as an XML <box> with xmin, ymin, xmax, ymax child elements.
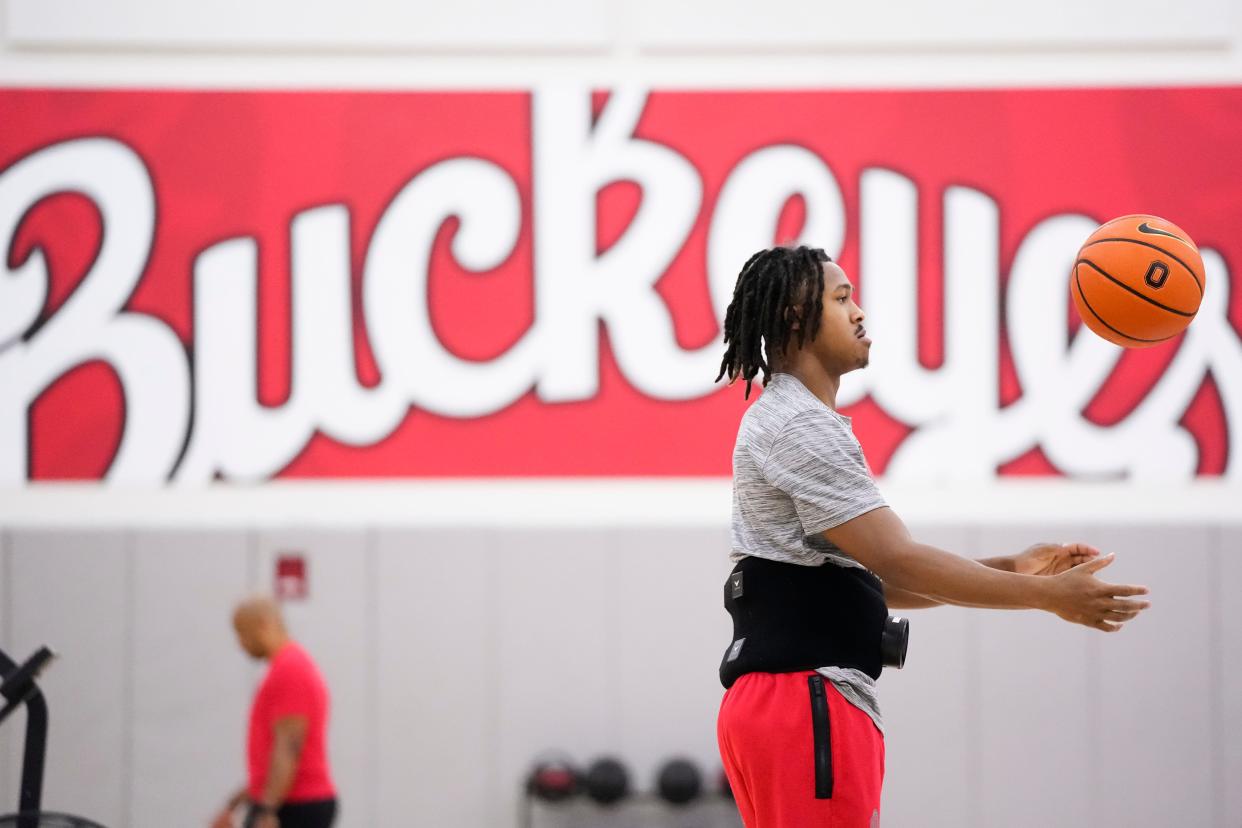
<box><xmin>584</xmin><ymin>756</ymin><xmax>631</xmax><ymax>806</ymax></box>
<box><xmin>656</xmin><ymin>757</ymin><xmax>703</xmax><ymax>806</ymax></box>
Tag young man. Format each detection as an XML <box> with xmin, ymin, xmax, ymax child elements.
<box><xmin>714</xmin><ymin>246</ymin><xmax>1151</xmax><ymax>828</ymax></box>
<box><xmin>211</xmin><ymin>597</ymin><xmax>338</xmax><ymax>828</ymax></box>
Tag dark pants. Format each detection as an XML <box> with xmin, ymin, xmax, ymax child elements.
<box><xmin>245</xmin><ymin>799</ymin><xmax>338</xmax><ymax>828</ymax></box>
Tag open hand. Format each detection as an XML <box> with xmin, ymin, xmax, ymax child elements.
<box><xmin>1013</xmin><ymin>542</ymin><xmax>1100</xmax><ymax>576</ymax></box>
<box><xmin>1043</xmin><ymin>553</ymin><xmax>1151</xmax><ymax>632</ymax></box>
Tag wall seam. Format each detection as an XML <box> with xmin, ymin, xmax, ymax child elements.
<box><xmin>485</xmin><ymin>530</ymin><xmax>502</xmax><ymax>828</ymax></box>
<box><xmin>1085</xmin><ymin>614</ymin><xmax>1103</xmax><ymax>828</ymax></box>
<box><xmin>121</xmin><ymin>530</ymin><xmax>136</xmax><ymax>828</ymax></box>
<box><xmin>963</xmin><ymin>524</ymin><xmax>982</xmax><ymax>828</ymax></box>
<box><xmin>245</xmin><ymin>530</ymin><xmax>260</xmax><ymax>713</ymax></box>
<box><xmin>603</xmin><ymin>530</ymin><xmax>621</xmax><ymax>751</ymax></box>
<box><xmin>246</xmin><ymin>531</ymin><xmax>259</xmax><ymax>592</ymax></box>
<box><xmin>364</xmin><ymin>528</ymin><xmax>379</xmax><ymax>828</ymax></box>
<box><xmin>1208</xmin><ymin>524</ymin><xmax>1224</xmax><ymax>828</ymax></box>
<box><xmin>0</xmin><ymin>530</ymin><xmax>11</xmax><ymax>806</ymax></box>
<box><xmin>1081</xmin><ymin>522</ymin><xmax>1101</xmax><ymax>828</ymax></box>
<box><xmin>1</xmin><ymin>531</ymin><xmax>10</xmax><ymax>649</ymax></box>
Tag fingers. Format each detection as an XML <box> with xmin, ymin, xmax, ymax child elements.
<box><xmin>1043</xmin><ymin>542</ymin><xmax>1098</xmax><ymax>561</ymax></box>
<box><xmin>1064</xmin><ymin>594</ymin><xmax>1151</xmax><ymax>631</ymax></box>
<box><xmin>1065</xmin><ymin>543</ymin><xmax>1101</xmax><ymax>559</ymax></box>
<box><xmin>1054</xmin><ymin>549</ymin><xmax>1152</xmax><ymax>632</ymax></box>
<box><xmin>1105</xmin><ymin>597</ymin><xmax>1151</xmax><ymax>613</ymax></box>
<box><xmin>1065</xmin><ymin>614</ymin><xmax>1134</xmax><ymax>632</ymax></box>
<box><xmin>1089</xmin><ymin>596</ymin><xmax>1151</xmax><ymax>627</ymax></box>
<box><xmin>1103</xmin><ymin>597</ymin><xmax>1150</xmax><ymax>625</ymax></box>
<box><xmin>1089</xmin><ymin>598</ymin><xmax>1151</xmax><ymax>628</ymax></box>
<box><xmin>1077</xmin><ymin>552</ymin><xmax>1115</xmax><ymax>574</ymax></box>
<box><xmin>1105</xmin><ymin>583</ymin><xmax>1150</xmax><ymax>597</ymax></box>
<box><xmin>1060</xmin><ymin>552</ymin><xmax>1096</xmax><ymax>573</ymax></box>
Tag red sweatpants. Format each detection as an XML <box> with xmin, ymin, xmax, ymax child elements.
<box><xmin>718</xmin><ymin>671</ymin><xmax>884</xmax><ymax>828</ymax></box>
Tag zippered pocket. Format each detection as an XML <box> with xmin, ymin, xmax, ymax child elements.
<box><xmin>808</xmin><ymin>673</ymin><xmax>834</xmax><ymax>799</ymax></box>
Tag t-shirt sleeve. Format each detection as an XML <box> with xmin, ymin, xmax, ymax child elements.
<box><xmin>762</xmin><ymin>409</ymin><xmax>887</xmax><ymax>536</ymax></box>
<box><xmin>265</xmin><ymin>658</ymin><xmax>315</xmax><ymax>721</ymax></box>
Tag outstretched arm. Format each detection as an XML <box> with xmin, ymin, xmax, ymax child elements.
<box><xmin>884</xmin><ymin>543</ymin><xmax>1102</xmax><ymax>609</ymax></box>
<box><xmin>824</xmin><ymin>508</ymin><xmax>1149</xmax><ymax>631</ymax></box>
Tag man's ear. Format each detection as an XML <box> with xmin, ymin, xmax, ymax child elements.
<box><xmin>784</xmin><ymin>305</ymin><xmax>801</xmax><ymax>330</ymax></box>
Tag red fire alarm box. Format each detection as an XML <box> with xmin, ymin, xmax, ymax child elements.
<box><xmin>275</xmin><ymin>554</ymin><xmax>308</xmax><ymax>601</ymax></box>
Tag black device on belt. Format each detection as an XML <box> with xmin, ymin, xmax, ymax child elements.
<box><xmin>719</xmin><ymin>555</ymin><xmax>910</xmax><ymax>688</ymax></box>
<box><xmin>881</xmin><ymin>614</ymin><xmax>909</xmax><ymax>669</ymax></box>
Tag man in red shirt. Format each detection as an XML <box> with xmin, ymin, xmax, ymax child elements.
<box><xmin>211</xmin><ymin>597</ymin><xmax>337</xmax><ymax>828</ymax></box>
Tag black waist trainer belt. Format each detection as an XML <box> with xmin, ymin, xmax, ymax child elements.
<box><xmin>719</xmin><ymin>555</ymin><xmax>889</xmax><ymax>689</ymax></box>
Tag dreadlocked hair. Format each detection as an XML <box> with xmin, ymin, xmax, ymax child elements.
<box><xmin>715</xmin><ymin>245</ymin><xmax>829</xmax><ymax>399</ymax></box>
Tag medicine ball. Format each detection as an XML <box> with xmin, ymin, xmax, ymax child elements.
<box><xmin>583</xmin><ymin>756</ymin><xmax>631</xmax><ymax>806</ymax></box>
<box><xmin>656</xmin><ymin>757</ymin><xmax>703</xmax><ymax>806</ymax></box>
<box><xmin>526</xmin><ymin>757</ymin><xmax>579</xmax><ymax>802</ymax></box>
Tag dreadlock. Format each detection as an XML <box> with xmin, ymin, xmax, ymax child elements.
<box><xmin>715</xmin><ymin>245</ymin><xmax>829</xmax><ymax>399</ymax></box>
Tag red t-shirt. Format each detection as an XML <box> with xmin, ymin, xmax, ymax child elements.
<box><xmin>247</xmin><ymin>641</ymin><xmax>336</xmax><ymax>802</ymax></box>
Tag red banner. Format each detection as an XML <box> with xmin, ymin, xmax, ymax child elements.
<box><xmin>2</xmin><ymin>87</ymin><xmax>1240</xmax><ymax>483</ymax></box>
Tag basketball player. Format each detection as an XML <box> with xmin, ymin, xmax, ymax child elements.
<box><xmin>714</xmin><ymin>246</ymin><xmax>1152</xmax><ymax>828</ymax></box>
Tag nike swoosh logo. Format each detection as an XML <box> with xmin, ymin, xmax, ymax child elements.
<box><xmin>1137</xmin><ymin>221</ymin><xmax>1183</xmax><ymax>241</ymax></box>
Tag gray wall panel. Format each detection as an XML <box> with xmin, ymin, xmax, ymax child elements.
<box><xmin>129</xmin><ymin>530</ymin><xmax>251</xmax><ymax>828</ymax></box>
<box><xmin>1220</xmin><ymin>529</ymin><xmax>1242</xmax><ymax>828</ymax></box>
<box><xmin>373</xmin><ymin>529</ymin><xmax>500</xmax><ymax>828</ymax></box>
<box><xmin>0</xmin><ymin>521</ymin><xmax>1234</xmax><ymax>827</ymax></box>
<box><xmin>1086</xmin><ymin>526</ymin><xmax>1214</xmax><ymax>827</ymax></box>
<box><xmin>0</xmin><ymin>534</ymin><xmax>7</xmax><ymax>646</ymax></box>
<box><xmin>975</xmin><ymin>525</ymin><xmax>1092</xmax><ymax>828</ymax></box>
<box><xmin>494</xmin><ymin>530</ymin><xmax>611</xmax><ymax>820</ymax></box>
<box><xmin>0</xmin><ymin>531</ymin><xmax>11</xmax><ymax>812</ymax></box>
<box><xmin>607</xmin><ymin>527</ymin><xmax>732</xmax><ymax>789</ymax></box>
<box><xmin>255</xmin><ymin>530</ymin><xmax>370</xmax><ymax>828</ymax></box>
<box><xmin>880</xmin><ymin>526</ymin><xmax>975</xmax><ymax>828</ymax></box>
<box><xmin>8</xmin><ymin>530</ymin><xmax>130</xmax><ymax>826</ymax></box>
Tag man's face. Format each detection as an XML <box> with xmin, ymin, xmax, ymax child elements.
<box><xmin>811</xmin><ymin>262</ymin><xmax>870</xmax><ymax>373</ymax></box>
<box><xmin>232</xmin><ymin>615</ymin><xmax>266</xmax><ymax>659</ymax></box>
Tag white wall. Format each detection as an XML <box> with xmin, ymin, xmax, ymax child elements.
<box><xmin>0</xmin><ymin>524</ymin><xmax>1239</xmax><ymax>827</ymax></box>
<box><xmin>1</xmin><ymin>0</ymin><xmax>1241</xmax><ymax>89</ymax></box>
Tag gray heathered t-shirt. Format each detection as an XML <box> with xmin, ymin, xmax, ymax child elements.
<box><xmin>729</xmin><ymin>373</ymin><xmax>888</xmax><ymax>732</ymax></box>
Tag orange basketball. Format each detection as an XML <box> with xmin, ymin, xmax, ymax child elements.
<box><xmin>1070</xmin><ymin>214</ymin><xmax>1205</xmax><ymax>347</ymax></box>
